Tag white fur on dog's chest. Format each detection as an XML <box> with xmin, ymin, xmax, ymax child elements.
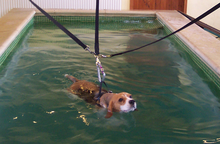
<box><xmin>101</xmin><ymin>103</ymin><xmax>107</xmax><ymax>108</ymax></box>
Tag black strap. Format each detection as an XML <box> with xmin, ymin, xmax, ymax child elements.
<box><xmin>108</xmin><ymin>3</ymin><xmax>220</xmax><ymax>58</ymax></box>
<box><xmin>29</xmin><ymin>0</ymin><xmax>87</xmax><ymax>49</ymax></box>
<box><xmin>97</xmin><ymin>81</ymin><xmax>112</xmax><ymax>99</ymax></box>
<box><xmin>103</xmin><ymin>82</ymin><xmax>112</xmax><ymax>93</ymax></box>
<box><xmin>178</xmin><ymin>10</ymin><xmax>220</xmax><ymax>37</ymax></box>
<box><xmin>98</xmin><ymin>80</ymin><xmax>104</xmax><ymax>99</ymax></box>
<box><xmin>95</xmin><ymin>0</ymin><xmax>106</xmax><ymax>99</ymax></box>
<box><xmin>94</xmin><ymin>0</ymin><xmax>100</xmax><ymax>55</ymax></box>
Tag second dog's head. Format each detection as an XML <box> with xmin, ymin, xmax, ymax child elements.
<box><xmin>100</xmin><ymin>92</ymin><xmax>137</xmax><ymax>118</ymax></box>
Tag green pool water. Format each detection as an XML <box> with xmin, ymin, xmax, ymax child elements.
<box><xmin>0</xmin><ymin>17</ymin><xmax>220</xmax><ymax>144</ymax></box>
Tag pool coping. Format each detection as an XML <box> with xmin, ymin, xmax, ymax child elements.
<box><xmin>0</xmin><ymin>9</ymin><xmax>35</xmax><ymax>65</ymax></box>
<box><xmin>0</xmin><ymin>9</ymin><xmax>220</xmax><ymax>79</ymax></box>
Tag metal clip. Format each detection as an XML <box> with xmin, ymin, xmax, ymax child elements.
<box><xmin>99</xmin><ymin>54</ymin><xmax>108</xmax><ymax>58</ymax></box>
<box><xmin>85</xmin><ymin>45</ymin><xmax>96</xmax><ymax>55</ymax></box>
<box><xmin>95</xmin><ymin>56</ymin><xmax>106</xmax><ymax>82</ymax></box>
<box><xmin>85</xmin><ymin>46</ymin><xmax>108</xmax><ymax>83</ymax></box>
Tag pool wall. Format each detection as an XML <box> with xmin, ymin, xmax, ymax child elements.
<box><xmin>156</xmin><ymin>11</ymin><xmax>220</xmax><ymax>88</ymax></box>
<box><xmin>0</xmin><ymin>8</ymin><xmax>220</xmax><ymax>87</ymax></box>
<box><xmin>163</xmin><ymin>25</ymin><xmax>220</xmax><ymax>89</ymax></box>
<box><xmin>0</xmin><ymin>9</ymin><xmax>35</xmax><ymax>66</ymax></box>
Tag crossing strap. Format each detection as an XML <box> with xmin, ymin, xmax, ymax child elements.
<box><xmin>107</xmin><ymin>3</ymin><xmax>220</xmax><ymax>58</ymax></box>
<box><xmin>94</xmin><ymin>0</ymin><xmax>100</xmax><ymax>55</ymax></box>
<box><xmin>29</xmin><ymin>0</ymin><xmax>88</xmax><ymax>50</ymax></box>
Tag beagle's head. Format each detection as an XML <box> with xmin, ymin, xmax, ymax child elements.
<box><xmin>115</xmin><ymin>92</ymin><xmax>137</xmax><ymax>113</ymax></box>
<box><xmin>100</xmin><ymin>92</ymin><xmax>137</xmax><ymax>118</ymax></box>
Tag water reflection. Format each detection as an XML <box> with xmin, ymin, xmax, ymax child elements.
<box><xmin>0</xmin><ymin>21</ymin><xmax>220</xmax><ymax>144</ymax></box>
<box><xmin>203</xmin><ymin>138</ymin><xmax>220</xmax><ymax>144</ymax></box>
<box><xmin>68</xmin><ymin>92</ymin><xmax>137</xmax><ymax>131</ymax></box>
<box><xmin>77</xmin><ymin>115</ymin><xmax>89</xmax><ymax>126</ymax></box>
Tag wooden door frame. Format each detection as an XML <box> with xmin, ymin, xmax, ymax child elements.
<box><xmin>130</xmin><ymin>0</ymin><xmax>188</xmax><ymax>13</ymax></box>
<box><xmin>183</xmin><ymin>0</ymin><xmax>187</xmax><ymax>13</ymax></box>
<box><xmin>130</xmin><ymin>0</ymin><xmax>135</xmax><ymax>10</ymax></box>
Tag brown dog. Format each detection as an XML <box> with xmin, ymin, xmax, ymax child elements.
<box><xmin>99</xmin><ymin>92</ymin><xmax>137</xmax><ymax>118</ymax></box>
<box><xmin>65</xmin><ymin>74</ymin><xmax>137</xmax><ymax>118</ymax></box>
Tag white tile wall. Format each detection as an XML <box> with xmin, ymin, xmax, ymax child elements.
<box><xmin>0</xmin><ymin>0</ymin><xmax>121</xmax><ymax>18</ymax></box>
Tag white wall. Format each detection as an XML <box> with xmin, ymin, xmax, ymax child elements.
<box><xmin>0</xmin><ymin>0</ymin><xmax>121</xmax><ymax>18</ymax></box>
<box><xmin>121</xmin><ymin>0</ymin><xmax>130</xmax><ymax>11</ymax></box>
<box><xmin>187</xmin><ymin>0</ymin><xmax>220</xmax><ymax>30</ymax></box>
<box><xmin>1</xmin><ymin>0</ymin><xmax>219</xmax><ymax>30</ymax></box>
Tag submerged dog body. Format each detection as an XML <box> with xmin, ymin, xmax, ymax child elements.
<box><xmin>65</xmin><ymin>74</ymin><xmax>107</xmax><ymax>104</ymax></box>
<box><xmin>65</xmin><ymin>74</ymin><xmax>137</xmax><ymax>118</ymax></box>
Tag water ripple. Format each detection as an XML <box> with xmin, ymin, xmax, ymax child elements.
<box><xmin>0</xmin><ymin>22</ymin><xmax>220</xmax><ymax>144</ymax></box>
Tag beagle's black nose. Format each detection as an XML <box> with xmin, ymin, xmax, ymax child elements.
<box><xmin>129</xmin><ymin>100</ymin><xmax>135</xmax><ymax>105</ymax></box>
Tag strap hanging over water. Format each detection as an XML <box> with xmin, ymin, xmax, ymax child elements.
<box><xmin>93</xmin><ymin>0</ymin><xmax>111</xmax><ymax>99</ymax></box>
<box><xmin>30</xmin><ymin>0</ymin><xmax>109</xmax><ymax>98</ymax></box>
<box><xmin>94</xmin><ymin>0</ymin><xmax>105</xmax><ymax>99</ymax></box>
<box><xmin>106</xmin><ymin>3</ymin><xmax>220</xmax><ymax>58</ymax></box>
<box><xmin>95</xmin><ymin>0</ymin><xmax>100</xmax><ymax>55</ymax></box>
<box><xmin>29</xmin><ymin>0</ymin><xmax>88</xmax><ymax>50</ymax></box>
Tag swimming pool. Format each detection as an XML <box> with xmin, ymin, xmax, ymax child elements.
<box><xmin>0</xmin><ymin>16</ymin><xmax>220</xmax><ymax>144</ymax></box>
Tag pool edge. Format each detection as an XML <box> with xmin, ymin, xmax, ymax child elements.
<box><xmin>156</xmin><ymin>11</ymin><xmax>220</xmax><ymax>78</ymax></box>
<box><xmin>0</xmin><ymin>9</ymin><xmax>36</xmax><ymax>66</ymax></box>
<box><xmin>0</xmin><ymin>9</ymin><xmax>219</xmax><ymax>86</ymax></box>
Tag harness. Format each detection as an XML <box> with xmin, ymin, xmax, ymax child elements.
<box><xmin>30</xmin><ymin>0</ymin><xmax>220</xmax><ymax>99</ymax></box>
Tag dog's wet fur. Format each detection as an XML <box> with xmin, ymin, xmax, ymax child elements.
<box><xmin>65</xmin><ymin>74</ymin><xmax>107</xmax><ymax>104</ymax></box>
<box><xmin>65</xmin><ymin>74</ymin><xmax>137</xmax><ymax>118</ymax></box>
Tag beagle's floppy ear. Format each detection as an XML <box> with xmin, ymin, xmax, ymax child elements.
<box><xmin>105</xmin><ymin>100</ymin><xmax>113</xmax><ymax>118</ymax></box>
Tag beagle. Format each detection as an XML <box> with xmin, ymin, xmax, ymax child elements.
<box><xmin>100</xmin><ymin>92</ymin><xmax>137</xmax><ymax>118</ymax></box>
<box><xmin>65</xmin><ymin>74</ymin><xmax>137</xmax><ymax>118</ymax></box>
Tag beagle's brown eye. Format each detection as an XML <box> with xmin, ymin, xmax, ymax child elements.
<box><xmin>118</xmin><ymin>98</ymin><xmax>123</xmax><ymax>102</ymax></box>
<box><xmin>129</xmin><ymin>95</ymin><xmax>132</xmax><ymax>98</ymax></box>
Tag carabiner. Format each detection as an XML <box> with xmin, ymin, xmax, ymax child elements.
<box><xmin>85</xmin><ymin>45</ymin><xmax>96</xmax><ymax>55</ymax></box>
<box><xmin>95</xmin><ymin>56</ymin><xmax>106</xmax><ymax>82</ymax></box>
